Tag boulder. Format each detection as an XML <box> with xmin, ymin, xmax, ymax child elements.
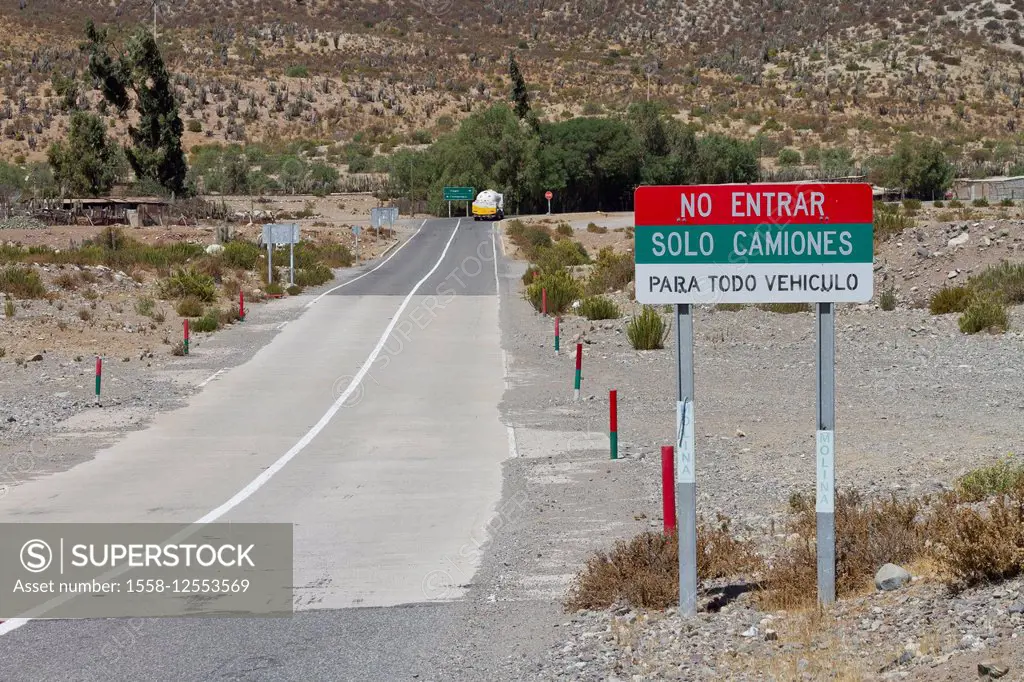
<box><xmin>875</xmin><ymin>563</ymin><xmax>911</xmax><ymax>591</ymax></box>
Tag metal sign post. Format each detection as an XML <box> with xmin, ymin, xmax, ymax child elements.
<box><xmin>816</xmin><ymin>302</ymin><xmax>836</xmax><ymax>604</ymax></box>
<box><xmin>448</xmin><ymin>201</ymin><xmax>452</xmax><ymax>218</ymax></box>
<box><xmin>266</xmin><ymin>240</ymin><xmax>273</xmax><ymax>284</ymax></box>
<box><xmin>262</xmin><ymin>223</ymin><xmax>301</xmax><ymax>286</ymax></box>
<box><xmin>352</xmin><ymin>225</ymin><xmax>361</xmax><ymax>264</ymax></box>
<box><xmin>675</xmin><ymin>303</ymin><xmax>697</xmax><ymax>617</ymax></box>
<box><xmin>289</xmin><ymin>223</ymin><xmax>296</xmax><ymax>286</ymax></box>
<box><xmin>633</xmin><ymin>183</ymin><xmax>873</xmax><ymax>615</ymax></box>
<box><xmin>545</xmin><ymin>190</ymin><xmax>553</xmax><ymax>215</ymax></box>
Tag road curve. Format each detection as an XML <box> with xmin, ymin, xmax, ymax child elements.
<box><xmin>0</xmin><ymin>218</ymin><xmax>511</xmax><ymax>680</ymax></box>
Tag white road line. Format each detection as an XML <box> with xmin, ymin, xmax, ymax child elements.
<box><xmin>0</xmin><ymin>219</ymin><xmax>462</xmax><ymax>638</ymax></box>
<box><xmin>276</xmin><ymin>321</ymin><xmax>290</xmax><ymax>331</ymax></box>
<box><xmin>197</xmin><ymin>368</ymin><xmax>227</xmax><ymax>388</ymax></box>
<box><xmin>305</xmin><ymin>219</ymin><xmax>428</xmax><ymax>308</ymax></box>
<box><xmin>493</xmin><ymin>227</ymin><xmax>517</xmax><ymax>459</ymax></box>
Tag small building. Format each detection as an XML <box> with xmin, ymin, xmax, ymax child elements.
<box><xmin>57</xmin><ymin>197</ymin><xmax>170</xmax><ymax>226</ymax></box>
<box><xmin>951</xmin><ymin>176</ymin><xmax>1024</xmax><ymax>202</ymax></box>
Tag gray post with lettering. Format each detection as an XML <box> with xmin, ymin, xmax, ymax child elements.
<box><xmin>675</xmin><ymin>303</ymin><xmax>697</xmax><ymax>617</ymax></box>
<box><xmin>267</xmin><ymin>241</ymin><xmax>272</xmax><ymax>285</ymax></box>
<box><xmin>816</xmin><ymin>302</ymin><xmax>836</xmax><ymax>605</ymax></box>
<box><xmin>289</xmin><ymin>224</ymin><xmax>296</xmax><ymax>286</ymax></box>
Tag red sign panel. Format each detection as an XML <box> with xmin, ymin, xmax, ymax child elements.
<box><xmin>545</xmin><ymin>191</ymin><xmax>553</xmax><ymax>200</ymax></box>
<box><xmin>634</xmin><ymin>183</ymin><xmax>873</xmax><ymax>226</ymax></box>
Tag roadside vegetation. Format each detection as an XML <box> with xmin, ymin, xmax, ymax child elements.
<box><xmin>928</xmin><ymin>262</ymin><xmax>1022</xmax><ymax>334</ymax></box>
<box><xmin>566</xmin><ymin>457</ymin><xmax>1024</xmax><ymax>611</ymax></box>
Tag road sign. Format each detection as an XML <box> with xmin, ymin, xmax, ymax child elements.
<box><xmin>261</xmin><ymin>223</ymin><xmax>300</xmax><ymax>245</ymax></box>
<box><xmin>633</xmin><ymin>183</ymin><xmax>874</xmax><ymax>304</ymax></box>
<box><xmin>545</xmin><ymin>190</ymin><xmax>553</xmax><ymax>200</ymax></box>
<box><xmin>443</xmin><ymin>186</ymin><xmax>475</xmax><ymax>202</ymax></box>
<box><xmin>371</xmin><ymin>207</ymin><xmax>399</xmax><ymax>229</ymax></box>
<box><xmin>261</xmin><ymin>224</ymin><xmax>300</xmax><ymax>285</ymax></box>
<box><xmin>352</xmin><ymin>225</ymin><xmax>361</xmax><ymax>236</ymax></box>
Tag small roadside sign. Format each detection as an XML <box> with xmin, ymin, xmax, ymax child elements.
<box><xmin>261</xmin><ymin>223</ymin><xmax>300</xmax><ymax>245</ymax></box>
<box><xmin>352</xmin><ymin>225</ymin><xmax>361</xmax><ymax>236</ymax></box>
<box><xmin>633</xmin><ymin>183</ymin><xmax>874</xmax><ymax>304</ymax></box>
<box><xmin>545</xmin><ymin>190</ymin><xmax>553</xmax><ymax>200</ymax></box>
<box><xmin>443</xmin><ymin>186</ymin><xmax>475</xmax><ymax>202</ymax></box>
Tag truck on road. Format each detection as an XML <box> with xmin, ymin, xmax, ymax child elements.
<box><xmin>472</xmin><ymin>189</ymin><xmax>504</xmax><ymax>221</ymax></box>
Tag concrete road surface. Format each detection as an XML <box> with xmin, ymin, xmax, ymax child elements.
<box><xmin>0</xmin><ymin>218</ymin><xmax>514</xmax><ymax>680</ymax></box>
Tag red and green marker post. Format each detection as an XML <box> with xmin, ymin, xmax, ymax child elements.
<box><xmin>239</xmin><ymin>289</ymin><xmax>246</xmax><ymax>321</ymax></box>
<box><xmin>94</xmin><ymin>355</ymin><xmax>102</xmax><ymax>404</ymax></box>
<box><xmin>554</xmin><ymin>316</ymin><xmax>560</xmax><ymax>355</ymax></box>
<box><xmin>573</xmin><ymin>343</ymin><xmax>582</xmax><ymax>401</ymax></box>
<box><xmin>541</xmin><ymin>288</ymin><xmax>548</xmax><ymax>316</ymax></box>
<box><xmin>183</xmin><ymin>319</ymin><xmax>190</xmax><ymax>355</ymax></box>
<box><xmin>609</xmin><ymin>389</ymin><xmax>618</xmax><ymax>460</ymax></box>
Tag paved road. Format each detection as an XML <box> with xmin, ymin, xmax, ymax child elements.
<box><xmin>0</xmin><ymin>218</ymin><xmax>513</xmax><ymax>680</ymax></box>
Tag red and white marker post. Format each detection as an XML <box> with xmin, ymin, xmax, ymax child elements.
<box><xmin>661</xmin><ymin>446</ymin><xmax>677</xmax><ymax>534</ymax></box>
<box><xmin>183</xmin><ymin>319</ymin><xmax>190</xmax><ymax>355</ymax></box>
<box><xmin>239</xmin><ymin>289</ymin><xmax>246</xmax><ymax>321</ymax></box>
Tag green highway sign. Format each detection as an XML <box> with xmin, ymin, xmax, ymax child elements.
<box><xmin>443</xmin><ymin>186</ymin><xmax>475</xmax><ymax>202</ymax></box>
<box><xmin>633</xmin><ymin>183</ymin><xmax>875</xmax><ymax>304</ymax></box>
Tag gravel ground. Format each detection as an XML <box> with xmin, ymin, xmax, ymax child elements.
<box><xmin>478</xmin><ymin>225</ymin><xmax>1024</xmax><ymax>680</ymax></box>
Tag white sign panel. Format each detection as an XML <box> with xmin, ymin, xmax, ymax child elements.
<box><xmin>262</xmin><ymin>223</ymin><xmax>300</xmax><ymax>245</ymax></box>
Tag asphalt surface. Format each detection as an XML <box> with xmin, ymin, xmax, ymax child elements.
<box><xmin>0</xmin><ymin>218</ymin><xmax>516</xmax><ymax>680</ymax></box>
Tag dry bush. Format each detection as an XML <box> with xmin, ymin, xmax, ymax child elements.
<box><xmin>932</xmin><ymin>486</ymin><xmax>1024</xmax><ymax>589</ymax></box>
<box><xmin>760</xmin><ymin>490</ymin><xmax>926</xmax><ymax>609</ymax></box>
<box><xmin>956</xmin><ymin>456</ymin><xmax>1024</xmax><ymax>502</ymax></box>
<box><xmin>54</xmin><ymin>271</ymin><xmax>80</xmax><ymax>290</ymax></box>
<box><xmin>176</xmin><ymin>296</ymin><xmax>205</xmax><ymax>317</ymax></box>
<box><xmin>566</xmin><ymin>519</ymin><xmax>761</xmax><ymax>611</ymax></box>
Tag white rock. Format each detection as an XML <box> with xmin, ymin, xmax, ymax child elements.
<box><xmin>875</xmin><ymin>563</ymin><xmax>911</xmax><ymax>591</ymax></box>
<box><xmin>948</xmin><ymin>232</ymin><xmax>969</xmax><ymax>248</ymax></box>
<box><xmin>205</xmin><ymin>244</ymin><xmax>225</xmax><ymax>256</ymax></box>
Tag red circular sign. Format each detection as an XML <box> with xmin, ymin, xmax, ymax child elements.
<box><xmin>545</xmin><ymin>191</ymin><xmax>553</xmax><ymax>200</ymax></box>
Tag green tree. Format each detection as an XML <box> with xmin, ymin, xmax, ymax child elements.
<box><xmin>509</xmin><ymin>52</ymin><xmax>530</xmax><ymax>120</ymax></box>
<box><xmin>690</xmin><ymin>135</ymin><xmax>759</xmax><ymax>184</ymax></box>
<box><xmin>0</xmin><ymin>161</ymin><xmax>24</xmax><ymax>206</ymax></box>
<box><xmin>83</xmin><ymin>21</ymin><xmax>187</xmax><ymax>196</ymax></box>
<box><xmin>882</xmin><ymin>137</ymin><xmax>954</xmax><ymax>199</ymax></box>
<box><xmin>47</xmin><ymin>111</ymin><xmax>123</xmax><ymax>196</ymax></box>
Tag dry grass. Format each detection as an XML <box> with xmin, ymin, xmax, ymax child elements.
<box><xmin>760</xmin><ymin>490</ymin><xmax>926</xmax><ymax>609</ymax></box>
<box><xmin>0</xmin><ymin>266</ymin><xmax>47</xmax><ymax>299</ymax></box>
<box><xmin>932</xmin><ymin>489</ymin><xmax>1024</xmax><ymax>590</ymax></box>
<box><xmin>565</xmin><ymin>518</ymin><xmax>761</xmax><ymax>611</ymax></box>
<box><xmin>747</xmin><ymin>610</ymin><xmax>869</xmax><ymax>681</ymax></box>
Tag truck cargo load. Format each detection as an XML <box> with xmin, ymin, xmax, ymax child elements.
<box><xmin>472</xmin><ymin>189</ymin><xmax>504</xmax><ymax>221</ymax></box>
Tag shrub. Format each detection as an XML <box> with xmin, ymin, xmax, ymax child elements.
<box><xmin>761</xmin><ymin>490</ymin><xmax>926</xmax><ymax>609</ymax></box>
<box><xmin>879</xmin><ymin>288</ymin><xmax>897</xmax><ymax>311</ymax></box>
<box><xmin>217</xmin><ymin>306</ymin><xmax>242</xmax><ymax>326</ymax></box>
<box><xmin>186</xmin><ymin>119</ymin><xmax>202</xmax><ymax>133</ymax></box>
<box><xmin>286</xmin><ymin>284</ymin><xmax>303</xmax><ymax>296</ymax></box>
<box><xmin>294</xmin><ymin>263</ymin><xmax>334</xmax><ymax>287</ymax></box>
<box><xmin>55</xmin><ymin>272</ymin><xmax>80</xmax><ymax>290</ymax></box>
<box><xmin>933</xmin><ymin>492</ymin><xmax>1024</xmax><ymax>589</ymax></box>
<box><xmin>956</xmin><ymin>457</ymin><xmax>1024</xmax><ymax>502</ymax></box>
<box><xmin>300</xmin><ymin>241</ymin><xmax>353</xmax><ymax>268</ymax></box>
<box><xmin>265</xmin><ymin>282</ymin><xmax>284</xmax><ymax>295</ymax></box>
<box><xmin>521</xmin><ymin>265</ymin><xmax>540</xmax><ymax>286</ymax></box>
<box><xmin>525</xmin><ymin>270</ymin><xmax>582</xmax><ymax>314</ymax></box>
<box><xmin>171</xmin><ymin>340</ymin><xmax>186</xmax><ymax>356</ymax></box>
<box><xmin>565</xmin><ymin>521</ymin><xmax>761</xmax><ymax>611</ymax></box>
<box><xmin>555</xmin><ymin>222</ymin><xmax>573</xmax><ymax>237</ymax></box>
<box><xmin>77</xmin><ymin>308</ymin><xmax>91</xmax><ymax>321</ymax></box>
<box><xmin>586</xmin><ymin>247</ymin><xmax>634</xmax><ymax>295</ymax></box>
<box><xmin>160</xmin><ymin>268</ymin><xmax>216</xmax><ymax>303</ymax></box>
<box><xmin>82</xmin><ymin>288</ymin><xmax>99</xmax><ymax>301</ymax></box>
<box><xmin>0</xmin><ymin>266</ymin><xmax>46</xmax><ymax>299</ymax></box>
<box><xmin>902</xmin><ymin>198</ymin><xmax>922</xmax><ymax>211</ymax></box>
<box><xmin>535</xmin><ymin>239</ymin><xmax>589</xmax><ymax>273</ymax></box>
<box><xmin>626</xmin><ymin>306</ymin><xmax>668</xmax><ymax>350</ymax></box>
<box><xmin>586</xmin><ymin>222</ymin><xmax>608</xmax><ymax>234</ymax></box>
<box><xmin>4</xmin><ymin>299</ymin><xmax>15</xmax><ymax>318</ymax></box>
<box><xmin>969</xmin><ymin>261</ymin><xmax>1024</xmax><ymax>304</ymax></box>
<box><xmin>135</xmin><ymin>296</ymin><xmax>156</xmax><ymax>317</ymax></box>
<box><xmin>949</xmin><ymin>199</ymin><xmax>964</xmax><ymax>208</ymax></box>
<box><xmin>506</xmin><ymin>220</ymin><xmax>552</xmax><ymax>260</ymax></box>
<box><xmin>578</xmin><ymin>296</ymin><xmax>619</xmax><ymax>320</ymax></box>
<box><xmin>176</xmin><ymin>296</ymin><xmax>204</xmax><ymax>317</ymax></box>
<box><xmin>934</xmin><ymin>200</ymin><xmax>945</xmax><ymax>208</ymax></box>
<box><xmin>285</xmin><ymin>65</ymin><xmax>309</xmax><ymax>78</ymax></box>
<box><xmin>222</xmin><ymin>241</ymin><xmax>262</xmax><ymax>270</ymax></box>
<box><xmin>190</xmin><ymin>310</ymin><xmax>220</xmax><ymax>333</ymax></box>
<box><xmin>1000</xmin><ymin>198</ymin><xmax>1015</xmax><ymax>207</ymax></box>
<box><xmin>929</xmin><ymin>286</ymin><xmax>972</xmax><ymax>314</ymax></box>
<box><xmin>972</xmin><ymin>197</ymin><xmax>990</xmax><ymax>207</ymax></box>
<box><xmin>958</xmin><ymin>296</ymin><xmax>1009</xmax><ymax>334</ymax></box>
<box><xmin>758</xmin><ymin>303</ymin><xmax>811</xmax><ymax>314</ymax></box>
<box><xmin>873</xmin><ymin>204</ymin><xmax>912</xmax><ymax>243</ymax></box>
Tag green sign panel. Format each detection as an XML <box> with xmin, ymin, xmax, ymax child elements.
<box><xmin>443</xmin><ymin>186</ymin><xmax>475</xmax><ymax>201</ymax></box>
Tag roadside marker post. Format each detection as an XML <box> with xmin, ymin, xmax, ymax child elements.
<box><xmin>609</xmin><ymin>390</ymin><xmax>618</xmax><ymax>460</ymax></box>
<box><xmin>634</xmin><ymin>182</ymin><xmax>874</xmax><ymax>614</ymax></box>
<box><xmin>288</xmin><ymin>223</ymin><xmax>296</xmax><ymax>286</ymax></box>
<box><xmin>573</xmin><ymin>343</ymin><xmax>582</xmax><ymax>401</ymax></box>
<box><xmin>94</xmin><ymin>356</ymin><xmax>102</xmax><ymax>404</ymax></box>
<box><xmin>661</xmin><ymin>446</ymin><xmax>677</xmax><ymax>534</ymax></box>
<box><xmin>239</xmin><ymin>290</ymin><xmax>245</xmax><ymax>321</ymax></box>
<box><xmin>554</xmin><ymin>316</ymin><xmax>560</xmax><ymax>355</ymax></box>
<box><xmin>542</xmin><ymin>288</ymin><xmax>547</xmax><ymax>316</ymax></box>
<box><xmin>183</xmin><ymin>318</ymin><xmax>190</xmax><ymax>355</ymax></box>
